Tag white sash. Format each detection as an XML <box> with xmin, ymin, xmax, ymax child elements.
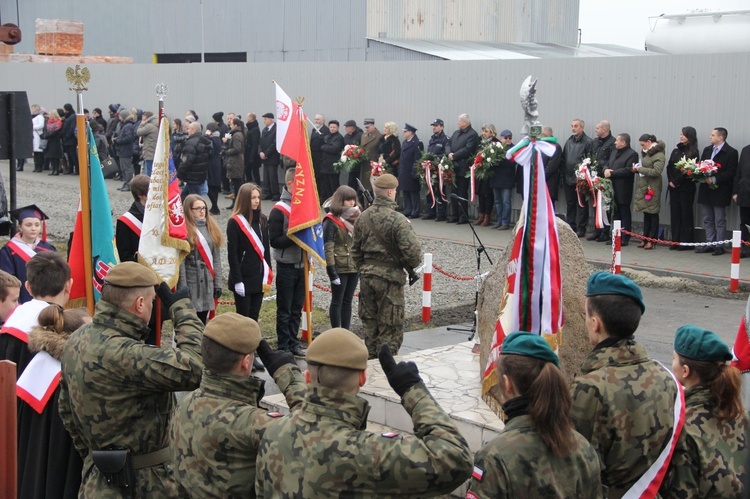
<box><xmin>232</xmin><ymin>214</ymin><xmax>273</xmax><ymax>291</ymax></box>
<box><xmin>118</xmin><ymin>212</ymin><xmax>143</xmax><ymax>236</ymax></box>
<box><xmin>0</xmin><ymin>299</ymin><xmax>50</xmax><ymax>343</ymax></box>
<box><xmin>195</xmin><ymin>230</ymin><xmax>215</xmax><ymax>278</ymax></box>
<box><xmin>16</xmin><ymin>350</ymin><xmax>61</xmax><ymax>414</ymax></box>
<box><xmin>6</xmin><ymin>236</ymin><xmax>38</xmax><ymax>262</ymax></box>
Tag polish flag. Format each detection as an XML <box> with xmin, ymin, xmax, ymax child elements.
<box><xmin>275</xmin><ymin>82</ymin><xmax>305</xmax><ymax>161</ymax></box>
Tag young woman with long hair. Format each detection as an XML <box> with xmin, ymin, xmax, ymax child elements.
<box><xmin>666</xmin><ymin>126</ymin><xmax>699</xmax><ymax>250</ymax></box>
<box><xmin>323</xmin><ymin>185</ymin><xmax>361</xmax><ymax>329</ymax></box>
<box><xmin>179</xmin><ymin>195</ymin><xmax>224</xmax><ymax>324</ymax></box>
<box><xmin>466</xmin><ymin>332</ymin><xmax>602</xmax><ymax>498</ymax></box>
<box><xmin>669</xmin><ymin>325</ymin><xmax>748</xmax><ymax>496</ymax></box>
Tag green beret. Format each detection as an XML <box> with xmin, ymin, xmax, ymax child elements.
<box><xmin>586</xmin><ymin>271</ymin><xmax>645</xmax><ymax>314</ymax></box>
<box><xmin>373</xmin><ymin>173</ymin><xmax>398</xmax><ymax>189</ymax></box>
<box><xmin>104</xmin><ymin>262</ymin><xmax>160</xmax><ymax>288</ymax></box>
<box><xmin>204</xmin><ymin>313</ymin><xmax>261</xmax><ymax>354</ymax></box>
<box><xmin>501</xmin><ymin>331</ymin><xmax>559</xmax><ymax>367</ymax></box>
<box><xmin>306</xmin><ymin>328</ymin><xmax>368</xmax><ymax>370</ymax></box>
<box><xmin>674</xmin><ymin>325</ymin><xmax>732</xmax><ymax>362</ymax></box>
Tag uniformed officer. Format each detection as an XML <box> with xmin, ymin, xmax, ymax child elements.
<box><xmin>351</xmin><ymin>173</ymin><xmax>423</xmax><ymax>358</ymax></box>
<box><xmin>59</xmin><ymin>262</ymin><xmax>204</xmax><ymax>498</ymax></box>
<box><xmin>171</xmin><ymin>313</ymin><xmax>306</xmax><ymax>498</ymax></box>
<box><xmin>570</xmin><ymin>272</ymin><xmax>684</xmax><ymax>497</ymax></box>
<box><xmin>667</xmin><ymin>325</ymin><xmax>748</xmax><ymax>497</ymax></box>
<box><xmin>466</xmin><ymin>332</ymin><xmax>603</xmax><ymax>498</ymax></box>
<box><xmin>255</xmin><ymin>328</ymin><xmax>473</xmax><ymax>498</ymax></box>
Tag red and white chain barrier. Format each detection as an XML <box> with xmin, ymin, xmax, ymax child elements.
<box><xmin>422</xmin><ymin>253</ymin><xmax>433</xmax><ymax>322</ymax></box>
<box><xmin>610</xmin><ymin>222</ymin><xmax>742</xmax><ymax>292</ymax></box>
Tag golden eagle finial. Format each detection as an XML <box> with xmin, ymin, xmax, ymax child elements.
<box><xmin>66</xmin><ymin>65</ymin><xmax>90</xmax><ymax>92</ymax></box>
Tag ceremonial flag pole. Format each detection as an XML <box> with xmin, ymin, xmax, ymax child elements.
<box><xmin>153</xmin><ymin>84</ymin><xmax>167</xmax><ymax>340</ymax></box>
<box><xmin>66</xmin><ymin>65</ymin><xmax>94</xmax><ymax>315</ymax></box>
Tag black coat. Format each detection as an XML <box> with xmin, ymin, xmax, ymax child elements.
<box><xmin>244</xmin><ymin>120</ymin><xmax>261</xmax><ymax>167</ymax></box>
<box><xmin>178</xmin><ymin>133</ymin><xmax>212</xmax><ymax>184</ymax></box>
<box><xmin>733</xmin><ymin>144</ymin><xmax>750</xmax><ymax>207</ymax></box>
<box><xmin>606</xmin><ymin>146</ymin><xmax>639</xmax><ymax>205</ymax></box>
<box><xmin>379</xmin><ymin>135</ymin><xmax>401</xmax><ymax>172</ymax></box>
<box><xmin>207</xmin><ymin>134</ymin><xmax>224</xmax><ymax>187</ymax></box>
<box><xmin>42</xmin><ymin>119</ymin><xmax>63</xmax><ymax>159</ymax></box>
<box><xmin>319</xmin><ymin>131</ymin><xmax>345</xmax><ymax>174</ymax></box>
<box><xmin>115</xmin><ymin>202</ymin><xmax>144</xmax><ymax>263</ymax></box>
<box><xmin>542</xmin><ymin>141</ymin><xmax>563</xmax><ymax>200</ymax></box>
<box><xmin>114</xmin><ymin>118</ymin><xmax>137</xmax><ymax>158</ymax></box>
<box><xmin>310</xmin><ymin>125</ymin><xmax>330</xmax><ymax>173</ymax></box>
<box><xmin>489</xmin><ymin>138</ymin><xmax>515</xmax><ymax>190</ymax></box>
<box><xmin>562</xmin><ymin>133</ymin><xmax>594</xmax><ymax>185</ymax></box>
<box><xmin>227</xmin><ymin>212</ymin><xmax>272</xmax><ymax>293</ymax></box>
<box><xmin>666</xmin><ymin>142</ymin><xmax>700</xmax><ymax>188</ymax></box>
<box><xmin>447</xmin><ymin>125</ymin><xmax>480</xmax><ymax>176</ymax></box>
<box><xmin>398</xmin><ymin>135</ymin><xmax>423</xmax><ymax>192</ymax></box>
<box><xmin>592</xmin><ymin>133</ymin><xmax>616</xmax><ymax>170</ymax></box>
<box><xmin>260</xmin><ymin>124</ymin><xmax>280</xmax><ymax>166</ymax></box>
<box><xmin>427</xmin><ymin>132</ymin><xmax>449</xmax><ymax>156</ymax></box>
<box><xmin>344</xmin><ymin>128</ymin><xmax>363</xmax><ymax>146</ymax></box>
<box><xmin>697</xmin><ymin>142</ymin><xmax>738</xmax><ymax>206</ymax></box>
<box><xmin>61</xmin><ymin>113</ymin><xmax>77</xmax><ymax>148</ymax></box>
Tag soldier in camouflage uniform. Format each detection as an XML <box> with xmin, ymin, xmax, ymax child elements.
<box><xmin>466</xmin><ymin>332</ymin><xmax>603</xmax><ymax>499</ymax></box>
<box><xmin>571</xmin><ymin>272</ymin><xmax>684</xmax><ymax>498</ymax></box>
<box><xmin>255</xmin><ymin>328</ymin><xmax>473</xmax><ymax>498</ymax></box>
<box><xmin>351</xmin><ymin>173</ymin><xmax>423</xmax><ymax>358</ymax></box>
<box><xmin>59</xmin><ymin>263</ymin><xmax>204</xmax><ymax>498</ymax></box>
<box><xmin>171</xmin><ymin>313</ymin><xmax>306</xmax><ymax>498</ymax></box>
<box><xmin>666</xmin><ymin>325</ymin><xmax>748</xmax><ymax>497</ymax></box>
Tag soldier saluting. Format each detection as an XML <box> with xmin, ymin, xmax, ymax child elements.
<box><xmin>351</xmin><ymin>173</ymin><xmax>423</xmax><ymax>358</ymax></box>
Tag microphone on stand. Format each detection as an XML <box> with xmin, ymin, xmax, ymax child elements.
<box><xmin>449</xmin><ymin>192</ymin><xmax>470</xmax><ymax>203</ymax></box>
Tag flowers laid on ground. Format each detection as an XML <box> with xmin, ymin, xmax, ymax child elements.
<box><xmin>333</xmin><ymin>144</ymin><xmax>367</xmax><ymax>173</ymax></box>
<box><xmin>415</xmin><ymin>152</ymin><xmax>439</xmax><ymax>187</ymax></box>
<box><xmin>574</xmin><ymin>154</ymin><xmax>600</xmax><ymax>203</ymax></box>
<box><xmin>675</xmin><ymin>156</ymin><xmax>721</xmax><ymax>189</ymax></box>
<box><xmin>370</xmin><ymin>157</ymin><xmax>387</xmax><ymax>178</ymax></box>
<box><xmin>466</xmin><ymin>140</ymin><xmax>505</xmax><ymax>181</ymax></box>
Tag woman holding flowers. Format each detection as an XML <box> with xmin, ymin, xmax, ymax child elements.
<box><xmin>478</xmin><ymin>124</ymin><xmax>501</xmax><ymax>227</ymax></box>
<box><xmin>666</xmin><ymin>127</ymin><xmax>699</xmax><ymax>250</ymax></box>
<box><xmin>633</xmin><ymin>134</ymin><xmax>665</xmax><ymax>249</ymax></box>
<box><xmin>378</xmin><ymin>122</ymin><xmax>401</xmax><ymax>176</ymax></box>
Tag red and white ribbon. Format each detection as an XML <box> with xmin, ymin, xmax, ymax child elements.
<box><xmin>118</xmin><ymin>212</ymin><xmax>143</xmax><ymax>237</ymax></box>
<box><xmin>232</xmin><ymin>214</ymin><xmax>273</xmax><ymax>292</ymax></box>
<box><xmin>438</xmin><ymin>164</ymin><xmax>447</xmax><ymax>201</ymax></box>
<box><xmin>469</xmin><ymin>163</ymin><xmax>477</xmax><ymax>202</ymax></box>
<box><xmin>594</xmin><ymin>190</ymin><xmax>609</xmax><ymax>230</ymax></box>
<box><xmin>16</xmin><ymin>350</ymin><xmax>61</xmax><ymax>414</ymax></box>
<box><xmin>424</xmin><ymin>161</ymin><xmax>436</xmax><ymax>208</ymax></box>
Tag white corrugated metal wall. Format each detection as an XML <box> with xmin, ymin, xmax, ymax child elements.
<box><xmin>2</xmin><ymin>53</ymin><xmax>749</xmax><ymax>233</ymax></box>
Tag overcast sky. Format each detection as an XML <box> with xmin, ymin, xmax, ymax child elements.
<box><xmin>578</xmin><ymin>0</ymin><xmax>748</xmax><ymax>49</ymax></box>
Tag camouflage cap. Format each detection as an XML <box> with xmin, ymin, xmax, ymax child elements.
<box><xmin>204</xmin><ymin>312</ymin><xmax>261</xmax><ymax>354</ymax></box>
<box><xmin>586</xmin><ymin>271</ymin><xmax>645</xmax><ymax>313</ymax></box>
<box><xmin>104</xmin><ymin>262</ymin><xmax>160</xmax><ymax>288</ymax></box>
<box><xmin>674</xmin><ymin>324</ymin><xmax>732</xmax><ymax>362</ymax></box>
<box><xmin>306</xmin><ymin>328</ymin><xmax>368</xmax><ymax>370</ymax></box>
<box><xmin>501</xmin><ymin>331</ymin><xmax>560</xmax><ymax>367</ymax></box>
<box><xmin>373</xmin><ymin>173</ymin><xmax>398</xmax><ymax>189</ymax></box>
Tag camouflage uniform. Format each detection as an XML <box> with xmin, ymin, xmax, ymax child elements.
<box><xmin>664</xmin><ymin>385</ymin><xmax>748</xmax><ymax>498</ymax></box>
<box><xmin>351</xmin><ymin>195</ymin><xmax>423</xmax><ymax>358</ymax></box>
<box><xmin>466</xmin><ymin>415</ymin><xmax>603</xmax><ymax>498</ymax></box>
<box><xmin>59</xmin><ymin>298</ymin><xmax>203</xmax><ymax>498</ymax></box>
<box><xmin>171</xmin><ymin>364</ymin><xmax>306</xmax><ymax>498</ymax></box>
<box><xmin>255</xmin><ymin>382</ymin><xmax>472</xmax><ymax>498</ymax></box>
<box><xmin>570</xmin><ymin>339</ymin><xmax>681</xmax><ymax>498</ymax></box>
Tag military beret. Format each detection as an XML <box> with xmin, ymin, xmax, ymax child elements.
<box><xmin>363</xmin><ymin>118</ymin><xmax>375</xmax><ymax>126</ymax></box>
<box><xmin>586</xmin><ymin>271</ymin><xmax>645</xmax><ymax>314</ymax></box>
<box><xmin>501</xmin><ymin>331</ymin><xmax>560</xmax><ymax>367</ymax></box>
<box><xmin>262</xmin><ymin>112</ymin><xmax>274</xmax><ymax>119</ymax></box>
<box><xmin>204</xmin><ymin>312</ymin><xmax>262</xmax><ymax>354</ymax></box>
<box><xmin>306</xmin><ymin>328</ymin><xmax>368</xmax><ymax>370</ymax></box>
<box><xmin>344</xmin><ymin>119</ymin><xmax>357</xmax><ymax>127</ymax></box>
<box><xmin>104</xmin><ymin>262</ymin><xmax>160</xmax><ymax>288</ymax></box>
<box><xmin>674</xmin><ymin>325</ymin><xmax>732</xmax><ymax>362</ymax></box>
<box><xmin>403</xmin><ymin>123</ymin><xmax>417</xmax><ymax>133</ymax></box>
<box><xmin>373</xmin><ymin>173</ymin><xmax>398</xmax><ymax>189</ymax></box>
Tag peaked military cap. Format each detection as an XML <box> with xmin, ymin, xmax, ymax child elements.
<box><xmin>501</xmin><ymin>331</ymin><xmax>560</xmax><ymax>367</ymax></box>
<box><xmin>363</xmin><ymin>118</ymin><xmax>375</xmax><ymax>126</ymax></box>
<box><xmin>674</xmin><ymin>325</ymin><xmax>732</xmax><ymax>362</ymax></box>
<box><xmin>373</xmin><ymin>173</ymin><xmax>398</xmax><ymax>189</ymax></box>
<box><xmin>403</xmin><ymin>123</ymin><xmax>417</xmax><ymax>133</ymax></box>
<box><xmin>306</xmin><ymin>328</ymin><xmax>368</xmax><ymax>370</ymax></box>
<box><xmin>104</xmin><ymin>262</ymin><xmax>160</xmax><ymax>288</ymax></box>
<box><xmin>431</xmin><ymin>118</ymin><xmax>444</xmax><ymax>126</ymax></box>
<box><xmin>204</xmin><ymin>312</ymin><xmax>262</xmax><ymax>355</ymax></box>
<box><xmin>586</xmin><ymin>271</ymin><xmax>645</xmax><ymax>313</ymax></box>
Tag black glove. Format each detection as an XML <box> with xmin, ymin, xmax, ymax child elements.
<box><xmin>256</xmin><ymin>340</ymin><xmax>296</xmax><ymax>376</ymax></box>
<box><xmin>378</xmin><ymin>344</ymin><xmax>422</xmax><ymax>397</ymax></box>
<box><xmin>326</xmin><ymin>265</ymin><xmax>339</xmax><ymax>281</ymax></box>
<box><xmin>408</xmin><ymin>272</ymin><xmax>420</xmax><ymax>286</ymax></box>
<box><xmin>213</xmin><ymin>288</ymin><xmax>223</xmax><ymax>299</ymax></box>
<box><xmin>156</xmin><ymin>282</ymin><xmax>190</xmax><ymax>310</ymax></box>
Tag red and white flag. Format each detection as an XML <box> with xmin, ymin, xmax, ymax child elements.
<box><xmin>275</xmin><ymin>82</ymin><xmax>305</xmax><ymax>161</ymax></box>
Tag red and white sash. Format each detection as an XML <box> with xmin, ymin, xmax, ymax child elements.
<box><xmin>195</xmin><ymin>231</ymin><xmax>215</xmax><ymax>278</ymax></box>
<box><xmin>622</xmin><ymin>363</ymin><xmax>685</xmax><ymax>499</ymax></box>
<box><xmin>273</xmin><ymin>201</ymin><xmax>291</xmax><ymax>218</ymax></box>
<box><xmin>0</xmin><ymin>298</ymin><xmax>50</xmax><ymax>343</ymax></box>
<box><xmin>324</xmin><ymin>213</ymin><xmax>347</xmax><ymax>232</ymax></box>
<box><xmin>118</xmin><ymin>212</ymin><xmax>143</xmax><ymax>236</ymax></box>
<box><xmin>16</xmin><ymin>350</ymin><xmax>61</xmax><ymax>414</ymax></box>
<box><xmin>232</xmin><ymin>214</ymin><xmax>273</xmax><ymax>292</ymax></box>
<box><xmin>6</xmin><ymin>236</ymin><xmax>44</xmax><ymax>262</ymax></box>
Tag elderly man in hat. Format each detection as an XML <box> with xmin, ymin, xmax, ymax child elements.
<box><xmin>172</xmin><ymin>314</ymin><xmax>306</xmax><ymax>498</ymax></box>
<box><xmin>319</xmin><ymin>119</ymin><xmax>345</xmax><ymax>202</ymax></box>
<box><xmin>351</xmin><ymin>173</ymin><xmax>423</xmax><ymax>358</ymax></box>
<box><xmin>59</xmin><ymin>262</ymin><xmax>204</xmax><ymax>497</ymax></box>
<box><xmin>359</xmin><ymin>118</ymin><xmax>382</xmax><ymax>194</ymax></box>
<box><xmin>570</xmin><ymin>272</ymin><xmax>686</xmax><ymax>497</ymax></box>
<box><xmin>259</xmin><ymin>112</ymin><xmax>280</xmax><ymax>201</ymax></box>
<box><xmin>343</xmin><ymin>119</ymin><xmax>365</xmax><ymax>192</ymax></box>
<box><xmin>256</xmin><ymin>329</ymin><xmax>472</xmax><ymax>497</ymax></box>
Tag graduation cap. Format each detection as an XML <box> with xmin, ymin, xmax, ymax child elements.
<box><xmin>10</xmin><ymin>204</ymin><xmax>48</xmax><ymax>241</ymax></box>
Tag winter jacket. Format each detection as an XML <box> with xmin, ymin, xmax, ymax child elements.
<box><xmin>378</xmin><ymin>135</ymin><xmax>401</xmax><ymax>173</ymax></box>
<box><xmin>259</xmin><ymin>124</ymin><xmax>280</xmax><ymax>166</ymax></box>
<box><xmin>227</xmin><ymin>210</ymin><xmax>272</xmax><ymax>293</ymax></box>
<box><xmin>269</xmin><ymin>189</ymin><xmax>304</xmax><ymax>266</ymax></box>
<box><xmin>344</xmin><ymin>128</ymin><xmax>363</xmax><ymax>146</ymax></box>
<box><xmin>489</xmin><ymin>138</ymin><xmax>515</xmax><ymax>190</ymax></box>
<box><xmin>206</xmin><ymin>133</ymin><xmax>223</xmax><ymax>188</ymax></box>
<box><xmin>42</xmin><ymin>118</ymin><xmax>63</xmax><ymax>160</ymax></box>
<box><xmin>446</xmin><ymin>125</ymin><xmax>480</xmax><ymax>176</ymax></box>
<box><xmin>323</xmin><ymin>216</ymin><xmax>357</xmax><ymax>276</ymax></box>
<box><xmin>427</xmin><ymin>131</ymin><xmax>449</xmax><ymax>157</ymax></box>
<box><xmin>179</xmin><ymin>133</ymin><xmax>212</xmax><ymax>184</ymax></box>
<box><xmin>398</xmin><ymin>135</ymin><xmax>423</xmax><ymax>192</ymax></box>
<box><xmin>225</xmin><ymin>128</ymin><xmax>245</xmax><ymax>179</ymax></box>
<box><xmin>32</xmin><ymin>113</ymin><xmax>45</xmax><ymax>152</ymax></box>
<box><xmin>319</xmin><ymin>131</ymin><xmax>345</xmax><ymax>175</ymax></box>
<box><xmin>606</xmin><ymin>146</ymin><xmax>639</xmax><ymax>205</ymax></box>
<box><xmin>734</xmin><ymin>144</ymin><xmax>750</xmax><ymax>207</ymax></box>
<box><xmin>563</xmin><ymin>133</ymin><xmax>594</xmax><ymax>185</ymax></box>
<box><xmin>136</xmin><ymin>114</ymin><xmax>159</xmax><ymax>161</ymax></box>
<box><xmin>310</xmin><ymin>125</ymin><xmax>330</xmax><ymax>174</ymax></box>
<box><xmin>592</xmin><ymin>133</ymin><xmax>616</xmax><ymax>170</ymax></box>
<box><xmin>697</xmin><ymin>142</ymin><xmax>739</xmax><ymax>207</ymax></box>
<box><xmin>633</xmin><ymin>140</ymin><xmax>665</xmax><ymax>214</ymax></box>
<box><xmin>542</xmin><ymin>140</ymin><xmax>563</xmax><ymax>200</ymax></box>
<box><xmin>179</xmin><ymin>219</ymin><xmax>223</xmax><ymax>312</ymax></box>
<box><xmin>666</xmin><ymin>142</ymin><xmax>700</xmax><ymax>188</ymax></box>
<box><xmin>244</xmin><ymin>120</ymin><xmax>261</xmax><ymax>167</ymax></box>
<box><xmin>61</xmin><ymin>113</ymin><xmax>77</xmax><ymax>148</ymax></box>
<box><xmin>114</xmin><ymin>118</ymin><xmax>137</xmax><ymax>158</ymax></box>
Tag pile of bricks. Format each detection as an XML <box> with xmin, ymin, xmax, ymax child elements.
<box><xmin>35</xmin><ymin>19</ymin><xmax>83</xmax><ymax>56</ymax></box>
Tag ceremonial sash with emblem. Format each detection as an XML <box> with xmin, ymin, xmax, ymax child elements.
<box><xmin>231</xmin><ymin>214</ymin><xmax>273</xmax><ymax>293</ymax></box>
<box><xmin>0</xmin><ymin>298</ymin><xmax>50</xmax><ymax>343</ymax></box>
<box><xmin>16</xmin><ymin>350</ymin><xmax>61</xmax><ymax>414</ymax></box>
<box><xmin>118</xmin><ymin>212</ymin><xmax>143</xmax><ymax>236</ymax></box>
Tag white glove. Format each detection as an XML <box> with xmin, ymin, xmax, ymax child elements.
<box><xmin>332</xmin><ymin>278</ymin><xmax>341</xmax><ymax>286</ymax></box>
<box><xmin>234</xmin><ymin>283</ymin><xmax>246</xmax><ymax>297</ymax></box>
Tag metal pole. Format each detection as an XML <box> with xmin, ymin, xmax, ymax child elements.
<box><xmin>200</xmin><ymin>0</ymin><xmax>205</xmax><ymax>63</ymax></box>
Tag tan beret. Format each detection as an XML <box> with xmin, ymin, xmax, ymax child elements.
<box><xmin>373</xmin><ymin>173</ymin><xmax>398</xmax><ymax>189</ymax></box>
<box><xmin>306</xmin><ymin>328</ymin><xmax>368</xmax><ymax>370</ymax></box>
<box><xmin>204</xmin><ymin>313</ymin><xmax>262</xmax><ymax>354</ymax></box>
<box><xmin>104</xmin><ymin>262</ymin><xmax>160</xmax><ymax>287</ymax></box>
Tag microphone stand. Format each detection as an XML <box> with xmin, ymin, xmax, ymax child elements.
<box><xmin>447</xmin><ymin>198</ymin><xmax>493</xmax><ymax>341</ymax></box>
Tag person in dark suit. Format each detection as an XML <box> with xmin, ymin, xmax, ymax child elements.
<box><xmin>310</xmin><ymin>114</ymin><xmax>330</xmax><ymax>203</ymax></box>
<box><xmin>259</xmin><ymin>113</ymin><xmax>280</xmax><ymax>201</ymax></box>
<box><xmin>732</xmin><ymin>142</ymin><xmax>750</xmax><ymax>258</ymax></box>
<box><xmin>244</xmin><ymin>113</ymin><xmax>261</xmax><ymax>185</ymax></box>
<box><xmin>446</xmin><ymin>113</ymin><xmax>480</xmax><ymax>224</ymax></box>
<box><xmin>319</xmin><ymin>120</ymin><xmax>345</xmax><ymax>202</ymax></box>
<box><xmin>695</xmin><ymin>127</ymin><xmax>738</xmax><ymax>256</ymax></box>
<box><xmin>603</xmin><ymin>133</ymin><xmax>639</xmax><ymax>246</ymax></box>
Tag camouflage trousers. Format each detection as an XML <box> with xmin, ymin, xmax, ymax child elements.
<box><xmin>359</xmin><ymin>275</ymin><xmax>405</xmax><ymax>359</ymax></box>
